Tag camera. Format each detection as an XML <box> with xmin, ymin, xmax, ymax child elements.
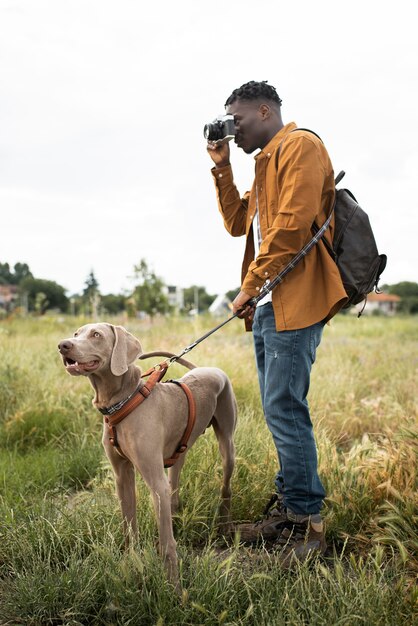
<box><xmin>203</xmin><ymin>114</ymin><xmax>236</xmax><ymax>144</ymax></box>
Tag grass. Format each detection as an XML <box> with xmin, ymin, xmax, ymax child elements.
<box><xmin>0</xmin><ymin>313</ymin><xmax>417</xmax><ymax>625</ymax></box>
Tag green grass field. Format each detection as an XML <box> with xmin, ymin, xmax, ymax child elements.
<box><xmin>0</xmin><ymin>314</ymin><xmax>417</xmax><ymax>625</ymax></box>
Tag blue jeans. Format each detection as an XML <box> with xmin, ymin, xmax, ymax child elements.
<box><xmin>252</xmin><ymin>302</ymin><xmax>326</xmax><ymax>515</ymax></box>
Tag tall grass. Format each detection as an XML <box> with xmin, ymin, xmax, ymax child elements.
<box><xmin>0</xmin><ymin>314</ymin><xmax>417</xmax><ymax>625</ymax></box>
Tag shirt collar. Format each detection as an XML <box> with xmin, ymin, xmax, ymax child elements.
<box><xmin>254</xmin><ymin>122</ymin><xmax>298</xmax><ymax>161</ymax></box>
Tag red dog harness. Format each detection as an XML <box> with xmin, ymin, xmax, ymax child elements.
<box><xmin>99</xmin><ymin>361</ymin><xmax>196</xmax><ymax>468</ymax></box>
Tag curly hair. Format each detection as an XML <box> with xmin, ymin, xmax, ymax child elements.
<box><xmin>225</xmin><ymin>80</ymin><xmax>282</xmax><ymax>107</ymax></box>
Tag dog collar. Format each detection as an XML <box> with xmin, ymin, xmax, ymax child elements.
<box><xmin>97</xmin><ymin>385</ymin><xmax>142</xmax><ymax>416</ymax></box>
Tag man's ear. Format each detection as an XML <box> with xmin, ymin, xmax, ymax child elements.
<box><xmin>259</xmin><ymin>103</ymin><xmax>271</xmax><ymax>119</ymax></box>
<box><xmin>110</xmin><ymin>325</ymin><xmax>142</xmax><ymax>376</ymax></box>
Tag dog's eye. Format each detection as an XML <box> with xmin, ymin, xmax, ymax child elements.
<box><xmin>93</xmin><ymin>332</ymin><xmax>101</xmax><ymax>338</ymax></box>
<box><xmin>74</xmin><ymin>332</ymin><xmax>78</xmax><ymax>337</ymax></box>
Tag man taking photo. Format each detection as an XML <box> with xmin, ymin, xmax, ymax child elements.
<box><xmin>207</xmin><ymin>80</ymin><xmax>347</xmax><ymax>567</ymax></box>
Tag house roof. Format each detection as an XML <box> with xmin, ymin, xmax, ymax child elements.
<box><xmin>367</xmin><ymin>292</ymin><xmax>401</xmax><ymax>302</ymax></box>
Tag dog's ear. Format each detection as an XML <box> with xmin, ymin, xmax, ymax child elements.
<box><xmin>110</xmin><ymin>325</ymin><xmax>142</xmax><ymax>376</ymax></box>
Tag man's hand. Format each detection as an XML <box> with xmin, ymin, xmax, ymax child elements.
<box><xmin>232</xmin><ymin>290</ymin><xmax>255</xmax><ymax>320</ymax></box>
<box><xmin>207</xmin><ymin>140</ymin><xmax>231</xmax><ymax>168</ymax></box>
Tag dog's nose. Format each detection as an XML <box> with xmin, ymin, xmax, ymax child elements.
<box><xmin>58</xmin><ymin>340</ymin><xmax>73</xmax><ymax>353</ymax></box>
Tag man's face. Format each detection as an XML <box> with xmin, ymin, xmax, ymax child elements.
<box><xmin>226</xmin><ymin>99</ymin><xmax>266</xmax><ymax>154</ymax></box>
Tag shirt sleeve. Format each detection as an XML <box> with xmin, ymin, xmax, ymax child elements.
<box><xmin>242</xmin><ymin>135</ymin><xmax>329</xmax><ymax>295</ymax></box>
<box><xmin>211</xmin><ymin>165</ymin><xmax>250</xmax><ymax>237</ymax></box>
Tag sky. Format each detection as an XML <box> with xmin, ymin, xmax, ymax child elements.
<box><xmin>1</xmin><ymin>0</ymin><xmax>417</xmax><ymax>297</ymax></box>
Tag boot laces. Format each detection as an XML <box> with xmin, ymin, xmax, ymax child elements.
<box><xmin>276</xmin><ymin>521</ymin><xmax>307</xmax><ymax>547</ymax></box>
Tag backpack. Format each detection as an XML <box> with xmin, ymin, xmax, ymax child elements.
<box><xmin>315</xmin><ymin>170</ymin><xmax>387</xmax><ymax>309</ymax></box>
<box><xmin>291</xmin><ymin>128</ymin><xmax>387</xmax><ymax>309</ymax></box>
<box><xmin>258</xmin><ymin>129</ymin><xmax>387</xmax><ymax>312</ymax></box>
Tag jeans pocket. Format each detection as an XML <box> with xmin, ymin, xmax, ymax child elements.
<box><xmin>265</xmin><ymin>329</ymin><xmax>298</xmax><ymax>358</ymax></box>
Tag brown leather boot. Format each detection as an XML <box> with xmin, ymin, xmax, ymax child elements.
<box><xmin>275</xmin><ymin>510</ymin><xmax>327</xmax><ymax>568</ymax></box>
<box><xmin>233</xmin><ymin>493</ymin><xmax>287</xmax><ymax>544</ymax></box>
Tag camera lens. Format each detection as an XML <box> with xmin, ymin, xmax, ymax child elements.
<box><xmin>204</xmin><ymin>121</ymin><xmax>222</xmax><ymax>141</ymax></box>
<box><xmin>203</xmin><ymin>123</ymin><xmax>213</xmax><ymax>140</ymax></box>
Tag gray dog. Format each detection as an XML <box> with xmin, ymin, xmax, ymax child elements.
<box><xmin>58</xmin><ymin>323</ymin><xmax>236</xmax><ymax>587</ymax></box>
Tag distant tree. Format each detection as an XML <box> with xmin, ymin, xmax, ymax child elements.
<box><xmin>0</xmin><ymin>262</ymin><xmax>33</xmax><ymax>285</ymax></box>
<box><xmin>101</xmin><ymin>294</ymin><xmax>126</xmax><ymax>315</ymax></box>
<box><xmin>384</xmin><ymin>281</ymin><xmax>418</xmax><ymax>314</ymax></box>
<box><xmin>13</xmin><ymin>263</ymin><xmax>33</xmax><ymax>284</ymax></box>
<box><xmin>0</xmin><ymin>263</ymin><xmax>13</xmax><ymax>284</ymax></box>
<box><xmin>384</xmin><ymin>281</ymin><xmax>418</xmax><ymax>298</ymax></box>
<box><xmin>83</xmin><ymin>270</ymin><xmax>100</xmax><ymax>317</ymax></box>
<box><xmin>130</xmin><ymin>259</ymin><xmax>170</xmax><ymax>319</ymax></box>
<box><xmin>183</xmin><ymin>285</ymin><xmax>216</xmax><ymax>313</ymax></box>
<box><xmin>19</xmin><ymin>277</ymin><xmax>69</xmax><ymax>314</ymax></box>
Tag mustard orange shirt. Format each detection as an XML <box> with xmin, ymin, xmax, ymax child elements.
<box><xmin>212</xmin><ymin>122</ymin><xmax>348</xmax><ymax>331</ymax></box>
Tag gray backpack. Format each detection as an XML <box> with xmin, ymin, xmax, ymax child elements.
<box><xmin>252</xmin><ymin>130</ymin><xmax>387</xmax><ymax>312</ymax></box>
<box><xmin>314</xmin><ymin>170</ymin><xmax>387</xmax><ymax>308</ymax></box>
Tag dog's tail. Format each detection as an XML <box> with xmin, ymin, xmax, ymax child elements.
<box><xmin>138</xmin><ymin>351</ymin><xmax>197</xmax><ymax>370</ymax></box>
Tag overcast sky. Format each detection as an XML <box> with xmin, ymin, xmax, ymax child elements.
<box><xmin>1</xmin><ymin>0</ymin><xmax>417</xmax><ymax>297</ymax></box>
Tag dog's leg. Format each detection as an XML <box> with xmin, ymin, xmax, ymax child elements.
<box><xmin>103</xmin><ymin>440</ymin><xmax>137</xmax><ymax>546</ymax></box>
<box><xmin>168</xmin><ymin>455</ymin><xmax>186</xmax><ymax>514</ymax></box>
<box><xmin>212</xmin><ymin>382</ymin><xmax>237</xmax><ymax>525</ymax></box>
<box><xmin>135</xmin><ymin>459</ymin><xmax>179</xmax><ymax>589</ymax></box>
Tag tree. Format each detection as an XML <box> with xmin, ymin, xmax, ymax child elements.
<box><xmin>130</xmin><ymin>259</ymin><xmax>170</xmax><ymax>319</ymax></box>
<box><xmin>19</xmin><ymin>277</ymin><xmax>69</xmax><ymax>314</ymax></box>
<box><xmin>0</xmin><ymin>262</ymin><xmax>33</xmax><ymax>285</ymax></box>
<box><xmin>0</xmin><ymin>263</ymin><xmax>13</xmax><ymax>285</ymax></box>
<box><xmin>183</xmin><ymin>285</ymin><xmax>216</xmax><ymax>313</ymax></box>
<box><xmin>101</xmin><ymin>294</ymin><xmax>127</xmax><ymax>315</ymax></box>
<box><xmin>13</xmin><ymin>263</ymin><xmax>33</xmax><ymax>284</ymax></box>
<box><xmin>83</xmin><ymin>270</ymin><xmax>100</xmax><ymax>317</ymax></box>
<box><xmin>384</xmin><ymin>281</ymin><xmax>418</xmax><ymax>298</ymax></box>
<box><xmin>384</xmin><ymin>281</ymin><xmax>418</xmax><ymax>314</ymax></box>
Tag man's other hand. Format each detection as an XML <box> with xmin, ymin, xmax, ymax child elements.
<box><xmin>207</xmin><ymin>140</ymin><xmax>231</xmax><ymax>168</ymax></box>
<box><xmin>232</xmin><ymin>290</ymin><xmax>255</xmax><ymax>320</ymax></box>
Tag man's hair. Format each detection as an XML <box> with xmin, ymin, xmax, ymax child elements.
<box><xmin>225</xmin><ymin>80</ymin><xmax>282</xmax><ymax>107</ymax></box>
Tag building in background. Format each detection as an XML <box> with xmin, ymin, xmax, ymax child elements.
<box><xmin>166</xmin><ymin>285</ymin><xmax>184</xmax><ymax>311</ymax></box>
<box><xmin>355</xmin><ymin>292</ymin><xmax>401</xmax><ymax>316</ymax></box>
<box><xmin>209</xmin><ymin>293</ymin><xmax>232</xmax><ymax>317</ymax></box>
<box><xmin>0</xmin><ymin>285</ymin><xmax>19</xmax><ymax>312</ymax></box>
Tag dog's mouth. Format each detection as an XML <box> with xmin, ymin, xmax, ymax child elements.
<box><xmin>64</xmin><ymin>357</ymin><xmax>100</xmax><ymax>374</ymax></box>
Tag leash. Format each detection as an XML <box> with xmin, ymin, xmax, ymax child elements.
<box><xmin>156</xmin><ymin>209</ymin><xmax>333</xmax><ymax>369</ymax></box>
<box><xmin>104</xmin><ymin>202</ymin><xmax>332</xmax><ymax>463</ymax></box>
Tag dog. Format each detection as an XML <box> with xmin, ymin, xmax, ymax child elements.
<box><xmin>58</xmin><ymin>323</ymin><xmax>236</xmax><ymax>587</ymax></box>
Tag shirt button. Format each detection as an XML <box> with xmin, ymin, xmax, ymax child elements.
<box><xmin>264</xmin><ymin>272</ymin><xmax>268</xmax><ymax>276</ymax></box>
<box><xmin>256</xmin><ymin>287</ymin><xmax>260</xmax><ymax>291</ymax></box>
<box><xmin>249</xmin><ymin>215</ymin><xmax>253</xmax><ymax>219</ymax></box>
<box><xmin>267</xmin><ymin>153</ymin><xmax>271</xmax><ymax>157</ymax></box>
<box><xmin>218</xmin><ymin>173</ymin><xmax>223</xmax><ymax>178</ymax></box>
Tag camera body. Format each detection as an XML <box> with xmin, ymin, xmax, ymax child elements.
<box><xmin>204</xmin><ymin>114</ymin><xmax>236</xmax><ymax>144</ymax></box>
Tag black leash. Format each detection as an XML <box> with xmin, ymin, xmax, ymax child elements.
<box><xmin>163</xmin><ymin>167</ymin><xmax>344</xmax><ymax>367</ymax></box>
<box><xmin>165</xmin><ymin>204</ymin><xmax>334</xmax><ymax>366</ymax></box>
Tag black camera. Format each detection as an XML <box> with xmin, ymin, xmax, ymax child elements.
<box><xmin>203</xmin><ymin>114</ymin><xmax>236</xmax><ymax>144</ymax></box>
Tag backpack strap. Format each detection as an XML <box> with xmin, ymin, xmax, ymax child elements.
<box><xmin>273</xmin><ymin>128</ymin><xmax>345</xmax><ymax>265</ymax></box>
<box><xmin>292</xmin><ymin>127</ymin><xmax>323</xmax><ymax>142</ymax></box>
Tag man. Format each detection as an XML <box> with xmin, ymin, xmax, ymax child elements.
<box><xmin>207</xmin><ymin>80</ymin><xmax>347</xmax><ymax>566</ymax></box>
